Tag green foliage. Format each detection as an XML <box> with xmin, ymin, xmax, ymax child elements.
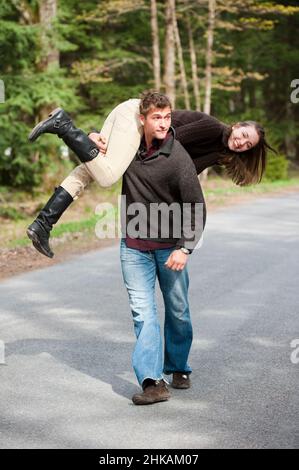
<box><xmin>263</xmin><ymin>153</ymin><xmax>289</xmax><ymax>181</ymax></box>
<box><xmin>0</xmin><ymin>0</ymin><xmax>298</xmax><ymax>191</ymax></box>
<box><xmin>0</xmin><ymin>67</ymin><xmax>81</xmax><ymax>189</ymax></box>
<box><xmin>0</xmin><ymin>21</ymin><xmax>39</xmax><ymax>70</ymax></box>
<box><xmin>0</xmin><ymin>206</ymin><xmax>25</xmax><ymax>221</ymax></box>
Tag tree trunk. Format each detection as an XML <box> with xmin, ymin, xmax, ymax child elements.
<box><xmin>173</xmin><ymin>13</ymin><xmax>190</xmax><ymax>109</ymax></box>
<box><xmin>39</xmin><ymin>0</ymin><xmax>59</xmax><ymax>72</ymax></box>
<box><xmin>163</xmin><ymin>0</ymin><xmax>176</xmax><ymax>107</ymax></box>
<box><xmin>37</xmin><ymin>0</ymin><xmax>59</xmax><ymax>155</ymax></box>
<box><xmin>150</xmin><ymin>0</ymin><xmax>161</xmax><ymax>91</ymax></box>
<box><xmin>204</xmin><ymin>0</ymin><xmax>216</xmax><ymax>115</ymax></box>
<box><xmin>187</xmin><ymin>17</ymin><xmax>201</xmax><ymax>111</ymax></box>
<box><xmin>38</xmin><ymin>0</ymin><xmax>59</xmax><ymax>120</ymax></box>
<box><xmin>202</xmin><ymin>0</ymin><xmax>216</xmax><ymax>183</ymax></box>
<box><xmin>248</xmin><ymin>81</ymin><xmax>257</xmax><ymax>109</ymax></box>
<box><xmin>285</xmin><ymin>102</ymin><xmax>297</xmax><ymax>158</ymax></box>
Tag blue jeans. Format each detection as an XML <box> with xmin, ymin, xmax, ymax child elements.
<box><xmin>120</xmin><ymin>239</ymin><xmax>193</xmax><ymax>386</ymax></box>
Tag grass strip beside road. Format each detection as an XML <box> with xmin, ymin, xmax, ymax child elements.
<box><xmin>6</xmin><ymin>207</ymin><xmax>117</xmax><ymax>249</ymax></box>
<box><xmin>2</xmin><ymin>177</ymin><xmax>299</xmax><ymax>251</ymax></box>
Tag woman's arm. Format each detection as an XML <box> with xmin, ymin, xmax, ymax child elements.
<box><xmin>172</xmin><ymin>110</ymin><xmax>225</xmax><ymax>146</ymax></box>
<box><xmin>192</xmin><ymin>152</ymin><xmax>221</xmax><ymax>175</ymax></box>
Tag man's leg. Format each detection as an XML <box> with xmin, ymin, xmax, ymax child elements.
<box><xmin>155</xmin><ymin>248</ymin><xmax>193</xmax><ymax>380</ymax></box>
<box><xmin>120</xmin><ymin>240</ymin><xmax>170</xmax><ymax>405</ymax></box>
<box><xmin>120</xmin><ymin>240</ymin><xmax>163</xmax><ymax>386</ymax></box>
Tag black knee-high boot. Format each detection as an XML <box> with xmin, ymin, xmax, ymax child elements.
<box><xmin>27</xmin><ymin>186</ymin><xmax>73</xmax><ymax>258</ymax></box>
<box><xmin>28</xmin><ymin>108</ymin><xmax>100</xmax><ymax>162</ymax></box>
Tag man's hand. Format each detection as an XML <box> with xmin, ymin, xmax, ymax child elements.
<box><xmin>165</xmin><ymin>249</ymin><xmax>188</xmax><ymax>271</ymax></box>
<box><xmin>88</xmin><ymin>132</ymin><xmax>108</xmax><ymax>155</ymax></box>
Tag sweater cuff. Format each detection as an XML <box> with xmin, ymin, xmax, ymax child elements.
<box><xmin>175</xmin><ymin>244</ymin><xmax>193</xmax><ymax>254</ymax></box>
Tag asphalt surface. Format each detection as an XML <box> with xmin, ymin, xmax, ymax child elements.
<box><xmin>0</xmin><ymin>192</ymin><xmax>298</xmax><ymax>449</ymax></box>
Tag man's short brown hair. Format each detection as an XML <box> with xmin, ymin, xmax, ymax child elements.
<box><xmin>139</xmin><ymin>90</ymin><xmax>172</xmax><ymax>117</ymax></box>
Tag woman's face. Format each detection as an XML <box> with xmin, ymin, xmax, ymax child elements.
<box><xmin>228</xmin><ymin>124</ymin><xmax>260</xmax><ymax>153</ymax></box>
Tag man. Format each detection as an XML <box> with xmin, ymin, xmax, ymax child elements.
<box><xmin>119</xmin><ymin>91</ymin><xmax>206</xmax><ymax>405</ymax></box>
<box><xmin>26</xmin><ymin>91</ymin><xmax>206</xmax><ymax>405</ymax></box>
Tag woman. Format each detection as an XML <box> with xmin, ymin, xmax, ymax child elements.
<box><xmin>27</xmin><ymin>92</ymin><xmax>274</xmax><ymax>258</ymax></box>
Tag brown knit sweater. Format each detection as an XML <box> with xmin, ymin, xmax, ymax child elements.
<box><xmin>172</xmin><ymin>110</ymin><xmax>229</xmax><ymax>174</ymax></box>
<box><xmin>121</xmin><ymin>128</ymin><xmax>205</xmax><ymax>252</ymax></box>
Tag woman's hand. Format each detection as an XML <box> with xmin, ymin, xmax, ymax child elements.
<box><xmin>88</xmin><ymin>133</ymin><xmax>108</xmax><ymax>155</ymax></box>
<box><xmin>164</xmin><ymin>249</ymin><xmax>188</xmax><ymax>271</ymax></box>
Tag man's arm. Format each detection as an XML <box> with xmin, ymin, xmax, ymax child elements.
<box><xmin>88</xmin><ymin>132</ymin><xmax>107</xmax><ymax>154</ymax></box>
<box><xmin>175</xmin><ymin>147</ymin><xmax>206</xmax><ymax>252</ymax></box>
<box><xmin>165</xmin><ymin>146</ymin><xmax>206</xmax><ymax>271</ymax></box>
<box><xmin>164</xmin><ymin>249</ymin><xmax>189</xmax><ymax>271</ymax></box>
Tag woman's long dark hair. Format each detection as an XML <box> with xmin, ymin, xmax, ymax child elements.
<box><xmin>220</xmin><ymin>121</ymin><xmax>276</xmax><ymax>186</ymax></box>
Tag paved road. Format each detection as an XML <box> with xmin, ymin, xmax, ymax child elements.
<box><xmin>0</xmin><ymin>192</ymin><xmax>298</xmax><ymax>449</ymax></box>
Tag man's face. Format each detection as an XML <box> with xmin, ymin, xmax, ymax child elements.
<box><xmin>140</xmin><ymin>106</ymin><xmax>172</xmax><ymax>143</ymax></box>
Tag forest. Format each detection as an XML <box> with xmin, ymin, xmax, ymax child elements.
<box><xmin>1</xmin><ymin>0</ymin><xmax>299</xmax><ymax>190</ymax></box>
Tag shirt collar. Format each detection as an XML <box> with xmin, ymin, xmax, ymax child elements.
<box><xmin>139</xmin><ymin>126</ymin><xmax>175</xmax><ymax>160</ymax></box>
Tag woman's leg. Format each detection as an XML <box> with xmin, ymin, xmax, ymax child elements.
<box><xmin>27</xmin><ymin>99</ymin><xmax>142</xmax><ymax>256</ymax></box>
<box><xmin>27</xmin><ymin>163</ymin><xmax>93</xmax><ymax>258</ymax></box>
<box><xmin>27</xmin><ymin>186</ymin><xmax>73</xmax><ymax>258</ymax></box>
<box><xmin>60</xmin><ymin>163</ymin><xmax>93</xmax><ymax>200</ymax></box>
<box><xmin>28</xmin><ymin>100</ymin><xmax>142</xmax><ymax>188</ymax></box>
<box><xmin>84</xmin><ymin>99</ymin><xmax>142</xmax><ymax>187</ymax></box>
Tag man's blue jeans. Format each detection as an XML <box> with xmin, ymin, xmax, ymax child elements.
<box><xmin>120</xmin><ymin>239</ymin><xmax>193</xmax><ymax>386</ymax></box>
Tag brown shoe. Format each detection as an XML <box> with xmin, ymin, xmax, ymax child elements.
<box><xmin>171</xmin><ymin>372</ymin><xmax>191</xmax><ymax>389</ymax></box>
<box><xmin>132</xmin><ymin>380</ymin><xmax>170</xmax><ymax>405</ymax></box>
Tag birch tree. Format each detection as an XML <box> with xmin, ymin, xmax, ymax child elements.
<box><xmin>173</xmin><ymin>11</ymin><xmax>190</xmax><ymax>108</ymax></box>
<box><xmin>186</xmin><ymin>16</ymin><xmax>201</xmax><ymax>111</ymax></box>
<box><xmin>39</xmin><ymin>0</ymin><xmax>59</xmax><ymax>71</ymax></box>
<box><xmin>163</xmin><ymin>0</ymin><xmax>176</xmax><ymax>107</ymax></box>
<box><xmin>204</xmin><ymin>0</ymin><xmax>216</xmax><ymax>115</ymax></box>
<box><xmin>38</xmin><ymin>0</ymin><xmax>59</xmax><ymax>121</ymax></box>
<box><xmin>150</xmin><ymin>0</ymin><xmax>161</xmax><ymax>90</ymax></box>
